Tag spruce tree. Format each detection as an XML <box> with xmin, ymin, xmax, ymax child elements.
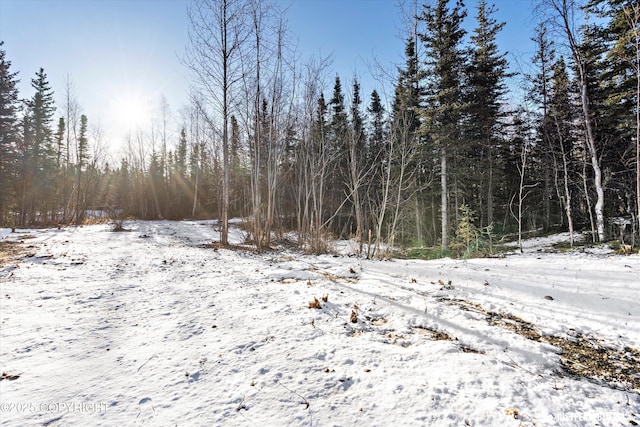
<box><xmin>20</xmin><ymin>68</ymin><xmax>56</xmax><ymax>224</ymax></box>
<box><xmin>385</xmin><ymin>37</ymin><xmax>425</xmax><ymax>246</ymax></box>
<box><xmin>465</xmin><ymin>0</ymin><xmax>511</xmax><ymax>227</ymax></box>
<box><xmin>529</xmin><ymin>23</ymin><xmax>557</xmax><ymax>229</ymax></box>
<box><xmin>75</xmin><ymin>114</ymin><xmax>88</xmax><ymax>223</ymax></box>
<box><xmin>366</xmin><ymin>89</ymin><xmax>387</xmax><ymax>240</ymax></box>
<box><xmin>348</xmin><ymin>79</ymin><xmax>366</xmax><ymax>243</ymax></box>
<box><xmin>418</xmin><ymin>0</ymin><xmax>467</xmax><ymax>249</ymax></box>
<box><xmin>367</xmin><ymin>89</ymin><xmax>386</xmax><ymax>164</ymax></box>
<box><xmin>549</xmin><ymin>56</ymin><xmax>578</xmax><ymax>243</ymax></box>
<box><xmin>328</xmin><ymin>76</ymin><xmax>349</xmax><ymax>234</ymax></box>
<box><xmin>587</xmin><ymin>0</ymin><xmax>639</xmax><ymax>233</ymax></box>
<box><xmin>0</xmin><ymin>42</ymin><xmax>21</xmax><ymax>225</ymax></box>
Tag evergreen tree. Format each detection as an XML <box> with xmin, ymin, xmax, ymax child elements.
<box><xmin>75</xmin><ymin>114</ymin><xmax>89</xmax><ymax>223</ymax></box>
<box><xmin>148</xmin><ymin>151</ymin><xmax>164</xmax><ymax>219</ymax></box>
<box><xmin>392</xmin><ymin>39</ymin><xmax>421</xmax><ymax>140</ymax></box>
<box><xmin>348</xmin><ymin>79</ymin><xmax>366</xmax><ymax>243</ymax></box>
<box><xmin>418</xmin><ymin>0</ymin><xmax>467</xmax><ymax>249</ymax></box>
<box><xmin>116</xmin><ymin>158</ymin><xmax>131</xmax><ymax>217</ymax></box>
<box><xmin>367</xmin><ymin>89</ymin><xmax>386</xmax><ymax>164</ymax></box>
<box><xmin>177</xmin><ymin>127</ymin><xmax>188</xmax><ymax>178</ymax></box>
<box><xmin>529</xmin><ymin>22</ymin><xmax>557</xmax><ymax>229</ymax></box>
<box><xmin>20</xmin><ymin>68</ymin><xmax>56</xmax><ymax>224</ymax></box>
<box><xmin>465</xmin><ymin>0</ymin><xmax>511</xmax><ymax>227</ymax></box>
<box><xmin>328</xmin><ymin>75</ymin><xmax>350</xmax><ymax>234</ymax></box>
<box><xmin>576</xmin><ymin>14</ymin><xmax>616</xmax><ymax>237</ymax></box>
<box><xmin>350</xmin><ymin>80</ymin><xmax>365</xmax><ymax>157</ymax></box>
<box><xmin>54</xmin><ymin>117</ymin><xmax>65</xmax><ymax>168</ymax></box>
<box><xmin>549</xmin><ymin>56</ymin><xmax>578</xmax><ymax>242</ymax></box>
<box><xmin>0</xmin><ymin>42</ymin><xmax>21</xmax><ymax>225</ymax></box>
<box><xmin>586</xmin><ymin>0</ymin><xmax>638</xmax><ymax>228</ymax></box>
<box><xmin>384</xmin><ymin>37</ymin><xmax>426</xmax><ymax>246</ymax></box>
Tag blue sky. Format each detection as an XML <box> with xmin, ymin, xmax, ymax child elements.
<box><xmin>0</xmin><ymin>0</ymin><xmax>537</xmax><ymax>152</ymax></box>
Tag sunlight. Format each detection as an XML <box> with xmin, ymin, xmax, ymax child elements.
<box><xmin>109</xmin><ymin>90</ymin><xmax>151</xmax><ymax>132</ymax></box>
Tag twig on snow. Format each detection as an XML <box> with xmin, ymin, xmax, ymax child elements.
<box><xmin>276</xmin><ymin>379</ymin><xmax>310</xmax><ymax>410</ymax></box>
<box><xmin>137</xmin><ymin>354</ymin><xmax>157</xmax><ymax>372</ymax></box>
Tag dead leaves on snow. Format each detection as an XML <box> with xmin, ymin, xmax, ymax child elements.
<box><xmin>1</xmin><ymin>372</ymin><xmax>20</xmax><ymax>381</ymax></box>
<box><xmin>307</xmin><ymin>294</ymin><xmax>329</xmax><ymax>309</ymax></box>
<box><xmin>308</xmin><ymin>297</ymin><xmax>322</xmax><ymax>309</ymax></box>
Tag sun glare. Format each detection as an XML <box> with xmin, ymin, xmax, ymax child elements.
<box><xmin>110</xmin><ymin>91</ymin><xmax>151</xmax><ymax>133</ymax></box>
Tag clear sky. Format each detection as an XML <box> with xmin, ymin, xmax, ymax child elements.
<box><xmin>0</xmin><ymin>0</ymin><xmax>537</xmax><ymax>155</ymax></box>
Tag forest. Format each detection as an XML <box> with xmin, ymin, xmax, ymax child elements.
<box><xmin>0</xmin><ymin>0</ymin><xmax>638</xmax><ymax>256</ymax></box>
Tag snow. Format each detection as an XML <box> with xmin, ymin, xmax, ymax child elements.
<box><xmin>1</xmin><ymin>220</ymin><xmax>639</xmax><ymax>426</ymax></box>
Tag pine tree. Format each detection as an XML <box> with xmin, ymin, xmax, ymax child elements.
<box><xmin>0</xmin><ymin>42</ymin><xmax>21</xmax><ymax>225</ymax></box>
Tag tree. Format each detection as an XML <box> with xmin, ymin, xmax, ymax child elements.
<box><xmin>20</xmin><ymin>68</ymin><xmax>55</xmax><ymax>225</ymax></box>
<box><xmin>625</xmin><ymin>3</ymin><xmax>640</xmax><ymax>238</ymax></box>
<box><xmin>547</xmin><ymin>0</ymin><xmax>606</xmax><ymax>241</ymax></box>
<box><xmin>375</xmin><ymin>37</ymin><xmax>425</xmax><ymax>252</ymax></box>
<box><xmin>186</xmin><ymin>0</ymin><xmax>249</xmax><ymax>245</ymax></box>
<box><xmin>61</xmin><ymin>75</ymin><xmax>81</xmax><ymax>223</ymax></box>
<box><xmin>529</xmin><ymin>22</ymin><xmax>557</xmax><ymax>229</ymax></box>
<box><xmin>419</xmin><ymin>0</ymin><xmax>467</xmax><ymax>250</ymax></box>
<box><xmin>347</xmin><ymin>79</ymin><xmax>366</xmax><ymax>250</ymax></box>
<box><xmin>597</xmin><ymin>0</ymin><xmax>640</xmax><ymax>239</ymax></box>
<box><xmin>75</xmin><ymin>114</ymin><xmax>89</xmax><ymax>223</ymax></box>
<box><xmin>0</xmin><ymin>42</ymin><xmax>20</xmax><ymax>225</ymax></box>
<box><xmin>365</xmin><ymin>89</ymin><xmax>387</xmax><ymax>255</ymax></box>
<box><xmin>328</xmin><ymin>75</ymin><xmax>350</xmax><ymax>235</ymax></box>
<box><xmin>465</xmin><ymin>0</ymin><xmax>511</xmax><ymax>227</ymax></box>
<box><xmin>551</xmin><ymin>57</ymin><xmax>578</xmax><ymax>244</ymax></box>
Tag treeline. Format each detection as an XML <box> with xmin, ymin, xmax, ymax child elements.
<box><xmin>1</xmin><ymin>0</ymin><xmax>638</xmax><ymax>255</ymax></box>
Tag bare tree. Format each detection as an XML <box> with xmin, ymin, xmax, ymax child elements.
<box><xmin>62</xmin><ymin>75</ymin><xmax>80</xmax><ymax>224</ymax></box>
<box><xmin>235</xmin><ymin>0</ymin><xmax>294</xmax><ymax>250</ymax></box>
<box><xmin>293</xmin><ymin>57</ymin><xmax>332</xmax><ymax>253</ymax></box>
<box><xmin>185</xmin><ymin>0</ymin><xmax>249</xmax><ymax>245</ymax></box>
<box><xmin>547</xmin><ymin>0</ymin><xmax>606</xmax><ymax>241</ymax></box>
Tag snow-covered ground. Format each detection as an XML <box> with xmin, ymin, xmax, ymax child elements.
<box><xmin>1</xmin><ymin>221</ymin><xmax>638</xmax><ymax>426</ymax></box>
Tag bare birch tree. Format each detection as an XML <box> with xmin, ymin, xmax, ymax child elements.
<box><xmin>185</xmin><ymin>0</ymin><xmax>248</xmax><ymax>245</ymax></box>
<box><xmin>547</xmin><ymin>0</ymin><xmax>606</xmax><ymax>241</ymax></box>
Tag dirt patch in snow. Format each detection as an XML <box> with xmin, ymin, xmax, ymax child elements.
<box><xmin>0</xmin><ymin>240</ymin><xmax>30</xmax><ymax>267</ymax></box>
<box><xmin>442</xmin><ymin>297</ymin><xmax>640</xmax><ymax>393</ymax></box>
<box><xmin>305</xmin><ymin>267</ymin><xmax>359</xmax><ymax>284</ymax></box>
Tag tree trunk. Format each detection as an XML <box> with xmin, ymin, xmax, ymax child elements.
<box><xmin>551</xmin><ymin>0</ymin><xmax>606</xmax><ymax>242</ymax></box>
<box><xmin>192</xmin><ymin>158</ymin><xmax>199</xmax><ymax>218</ymax></box>
<box><xmin>441</xmin><ymin>148</ymin><xmax>448</xmax><ymax>249</ymax></box>
<box><xmin>487</xmin><ymin>145</ymin><xmax>494</xmax><ymax>227</ymax></box>
<box><xmin>582</xmin><ymin>147</ymin><xmax>596</xmax><ymax>242</ymax></box>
